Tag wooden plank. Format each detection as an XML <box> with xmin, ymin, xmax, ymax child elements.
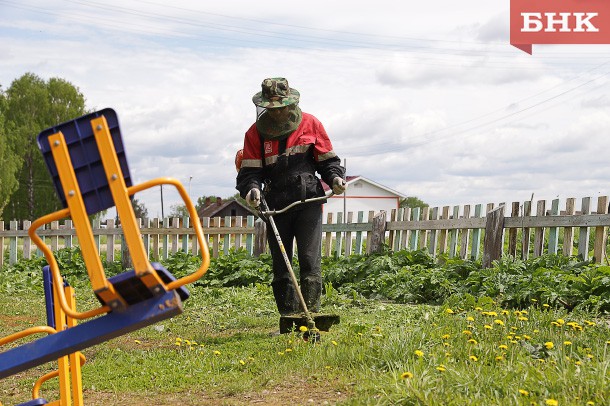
<box><xmin>162</xmin><ymin>218</ymin><xmax>170</xmax><ymax>260</ymax></box>
<box><xmin>151</xmin><ymin>218</ymin><xmax>160</xmax><ymax>260</ymax></box>
<box><xmin>245</xmin><ymin>216</ymin><xmax>255</xmax><ymax>255</ymax></box>
<box><xmin>521</xmin><ymin>200</ymin><xmax>532</xmax><ymax>260</ymax></box>
<box><xmin>212</xmin><ymin>217</ymin><xmax>221</xmax><ymax>258</ymax></box>
<box><xmin>428</xmin><ymin>207</ymin><xmax>439</xmax><ymax>256</ymax></box>
<box><xmin>547</xmin><ymin>199</ymin><xmax>560</xmax><ymax>254</ymax></box>
<box><xmin>335</xmin><ymin>212</ymin><xmax>343</xmax><ymax>256</ymax></box>
<box><xmin>182</xmin><ymin>216</ymin><xmax>190</xmax><ymax>253</ymax></box>
<box><xmin>234</xmin><ymin>216</ymin><xmax>243</xmax><ymax>251</ymax></box>
<box><xmin>253</xmin><ymin>219</ymin><xmax>266</xmax><ymax>257</ymax></box>
<box><xmin>9</xmin><ymin>221</ymin><xmax>18</xmax><ymax>265</ymax></box>
<box><xmin>409</xmin><ymin>207</ymin><xmax>421</xmax><ymax>252</ymax></box>
<box><xmin>201</xmin><ymin>217</ymin><xmax>211</xmax><ymax>257</ymax></box>
<box><xmin>419</xmin><ymin>206</ymin><xmax>430</xmax><ymax>250</ymax></box>
<box><xmin>438</xmin><ymin>206</ymin><xmax>450</xmax><ymax>255</ymax></box>
<box><xmin>366</xmin><ymin>211</ymin><xmax>374</xmax><ymax>254</ymax></box>
<box><xmin>578</xmin><ymin>197</ymin><xmax>591</xmax><ymax>260</ymax></box>
<box><xmin>22</xmin><ymin>220</ymin><xmax>32</xmax><ymax>260</ymax></box>
<box><xmin>508</xmin><ymin>202</ymin><xmax>519</xmax><ymax>257</ymax></box>
<box><xmin>400</xmin><ymin>208</ymin><xmax>410</xmax><ymax>250</ymax></box>
<box><xmin>593</xmin><ymin>196</ymin><xmax>609</xmax><ymax>264</ymax></box>
<box><xmin>483</xmin><ymin>205</ymin><xmax>505</xmax><ymax>268</ymax></box>
<box><xmin>369</xmin><ymin>211</ymin><xmax>387</xmax><ymax>254</ymax></box>
<box><xmin>354</xmin><ymin>211</ymin><xmax>364</xmax><ymax>255</ymax></box>
<box><xmin>459</xmin><ymin>205</ymin><xmax>471</xmax><ymax>259</ymax></box>
<box><xmin>449</xmin><ymin>205</ymin><xmax>459</xmax><ymax>258</ymax></box>
<box><xmin>388</xmin><ymin>208</ymin><xmax>397</xmax><ymax>251</ymax></box>
<box><xmin>223</xmin><ymin>216</ymin><xmax>231</xmax><ymax>256</ymax></box>
<box><xmin>107</xmin><ymin>219</ymin><xmax>115</xmax><ymax>262</ymax></box>
<box><xmin>345</xmin><ymin>212</ymin><xmax>354</xmax><ymax>256</ymax></box>
<box><xmin>142</xmin><ymin>218</ymin><xmax>151</xmax><ymax>256</ymax></box>
<box><xmin>325</xmin><ymin>213</ymin><xmax>333</xmax><ymax>257</ymax></box>
<box><xmin>171</xmin><ymin>217</ymin><xmax>180</xmax><ymax>254</ymax></box>
<box><xmin>533</xmin><ymin>200</ymin><xmax>546</xmax><ymax>258</ymax></box>
<box><xmin>563</xmin><ymin>198</ymin><xmax>575</xmax><ymax>256</ymax></box>
<box><xmin>470</xmin><ymin>204</ymin><xmax>483</xmax><ymax>261</ymax></box>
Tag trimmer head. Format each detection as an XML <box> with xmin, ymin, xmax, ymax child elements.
<box><xmin>279</xmin><ymin>313</ymin><xmax>340</xmax><ymax>334</ymax></box>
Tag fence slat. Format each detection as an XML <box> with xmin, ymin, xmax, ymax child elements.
<box><xmin>460</xmin><ymin>205</ymin><xmax>471</xmax><ymax>259</ymax></box>
<box><xmin>470</xmin><ymin>205</ymin><xmax>482</xmax><ymax>261</ymax></box>
<box><xmin>594</xmin><ymin>196</ymin><xmax>608</xmax><ymax>263</ymax></box>
<box><xmin>508</xmin><ymin>202</ymin><xmax>519</xmax><ymax>257</ymax></box>
<box><xmin>345</xmin><ymin>212</ymin><xmax>354</xmax><ymax>256</ymax></box>
<box><xmin>563</xmin><ymin>198</ymin><xmax>575</xmax><ymax>256</ymax></box>
<box><xmin>578</xmin><ymin>197</ymin><xmax>591</xmax><ymax>260</ymax></box>
<box><xmin>409</xmin><ymin>207</ymin><xmax>420</xmax><ymax>252</ymax></box>
<box><xmin>522</xmin><ymin>200</ymin><xmax>532</xmax><ymax>260</ymax></box>
<box><xmin>548</xmin><ymin>199</ymin><xmax>560</xmax><ymax>254</ymax></box>
<box><xmin>355</xmin><ymin>211</ymin><xmax>364</xmax><ymax>255</ymax></box>
<box><xmin>449</xmin><ymin>206</ymin><xmax>460</xmax><ymax>258</ymax></box>
<box><xmin>533</xmin><ymin>200</ymin><xmax>546</xmax><ymax>258</ymax></box>
<box><xmin>325</xmin><ymin>213</ymin><xmax>333</xmax><ymax>257</ymax></box>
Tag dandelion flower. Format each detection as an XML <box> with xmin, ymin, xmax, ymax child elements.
<box><xmin>213</xmin><ymin>350</ymin><xmax>221</xmax><ymax>355</ymax></box>
<box><xmin>495</xmin><ymin>355</ymin><xmax>504</xmax><ymax>361</ymax></box>
<box><xmin>518</xmin><ymin>389</ymin><xmax>529</xmax><ymax>396</ymax></box>
<box><xmin>466</xmin><ymin>316</ymin><xmax>475</xmax><ymax>322</ymax></box>
<box><xmin>299</xmin><ymin>326</ymin><xmax>308</xmax><ymax>332</ymax></box>
<box><xmin>484</xmin><ymin>325</ymin><xmax>493</xmax><ymax>330</ymax></box>
<box><xmin>469</xmin><ymin>355</ymin><xmax>478</xmax><ymax>362</ymax></box>
<box><xmin>564</xmin><ymin>341</ymin><xmax>572</xmax><ymax>346</ymax></box>
<box><xmin>134</xmin><ymin>340</ymin><xmax>141</xmax><ymax>344</ymax></box>
<box><xmin>277</xmin><ymin>351</ymin><xmax>284</xmax><ymax>356</ymax></box>
<box><xmin>475</xmin><ymin>307</ymin><xmax>483</xmax><ymax>311</ymax></box>
<box><xmin>587</xmin><ymin>354</ymin><xmax>594</xmax><ymax>359</ymax></box>
<box><xmin>545</xmin><ymin>399</ymin><xmax>558</xmax><ymax>406</ymax></box>
<box><xmin>556</xmin><ymin>319</ymin><xmax>565</xmax><ymax>325</ymax></box>
<box><xmin>442</xmin><ymin>334</ymin><xmax>450</xmax><ymax>339</ymax></box>
<box><xmin>468</xmin><ymin>339</ymin><xmax>478</xmax><ymax>345</ymax></box>
<box><xmin>584</xmin><ymin>320</ymin><xmax>596</xmax><ymax>326</ymax></box>
<box><xmin>518</xmin><ymin>316</ymin><xmax>528</xmax><ymax>321</ymax></box>
<box><xmin>494</xmin><ymin>319</ymin><xmax>505</xmax><ymax>326</ymax></box>
<box><xmin>239</xmin><ymin>360</ymin><xmax>246</xmax><ymax>365</ymax></box>
<box><xmin>436</xmin><ymin>365</ymin><xmax>446</xmax><ymax>372</ymax></box>
<box><xmin>462</xmin><ymin>330</ymin><xmax>473</xmax><ymax>336</ymax></box>
<box><xmin>523</xmin><ymin>335</ymin><xmax>531</xmax><ymax>340</ymax></box>
<box><xmin>586</xmin><ymin>401</ymin><xmax>595</xmax><ymax>405</ymax></box>
<box><xmin>285</xmin><ymin>348</ymin><xmax>293</xmax><ymax>352</ymax></box>
<box><xmin>445</xmin><ymin>308</ymin><xmax>455</xmax><ymax>314</ymax></box>
<box><xmin>531</xmin><ymin>298</ymin><xmax>537</xmax><ymax>302</ymax></box>
<box><xmin>498</xmin><ymin>344</ymin><xmax>508</xmax><ymax>350</ymax></box>
<box><xmin>415</xmin><ymin>350</ymin><xmax>424</xmax><ymax>357</ymax></box>
<box><xmin>533</xmin><ymin>329</ymin><xmax>539</xmax><ymax>333</ymax></box>
<box><xmin>400</xmin><ymin>371</ymin><xmax>414</xmax><ymax>379</ymax></box>
<box><xmin>575</xmin><ymin>361</ymin><xmax>582</xmax><ymax>366</ymax></box>
<box><xmin>331</xmin><ymin>341</ymin><xmax>338</xmax><ymax>346</ymax></box>
<box><xmin>501</xmin><ymin>310</ymin><xmax>510</xmax><ymax>315</ymax></box>
<box><xmin>551</xmin><ymin>322</ymin><xmax>560</xmax><ymax>327</ymax></box>
<box><xmin>544</xmin><ymin>342</ymin><xmax>554</xmax><ymax>350</ymax></box>
<box><xmin>543</xmin><ymin>303</ymin><xmax>550</xmax><ymax>308</ymax></box>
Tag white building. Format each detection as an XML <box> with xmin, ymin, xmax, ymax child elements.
<box><xmin>322</xmin><ymin>175</ymin><xmax>407</xmax><ymax>222</ymax></box>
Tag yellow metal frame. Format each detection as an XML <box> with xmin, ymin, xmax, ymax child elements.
<box><xmin>27</xmin><ymin>114</ymin><xmax>210</xmax><ymax>320</ymax></box>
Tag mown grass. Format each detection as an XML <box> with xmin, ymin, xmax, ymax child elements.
<box><xmin>1</xmin><ymin>280</ymin><xmax>610</xmax><ymax>405</ymax></box>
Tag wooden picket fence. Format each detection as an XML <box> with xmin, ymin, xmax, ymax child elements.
<box><xmin>1</xmin><ymin>195</ymin><xmax>609</xmax><ymax>269</ymax></box>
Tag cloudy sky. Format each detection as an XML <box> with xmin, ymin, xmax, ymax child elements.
<box><xmin>2</xmin><ymin>0</ymin><xmax>610</xmax><ymax>217</ymax></box>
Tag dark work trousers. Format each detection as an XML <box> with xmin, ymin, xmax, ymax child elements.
<box><xmin>266</xmin><ymin>203</ymin><xmax>323</xmax><ymax>315</ymax></box>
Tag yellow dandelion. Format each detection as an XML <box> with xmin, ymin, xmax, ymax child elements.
<box><xmin>285</xmin><ymin>348</ymin><xmax>293</xmax><ymax>352</ymax></box>
<box><xmin>501</xmin><ymin>310</ymin><xmax>510</xmax><ymax>315</ymax></box>
<box><xmin>563</xmin><ymin>341</ymin><xmax>572</xmax><ymax>346</ymax></box>
<box><xmin>498</xmin><ymin>344</ymin><xmax>508</xmax><ymax>350</ymax></box>
<box><xmin>466</xmin><ymin>316</ymin><xmax>475</xmax><ymax>322</ymax></box>
<box><xmin>575</xmin><ymin>361</ymin><xmax>582</xmax><ymax>366</ymax></box>
<box><xmin>468</xmin><ymin>339</ymin><xmax>478</xmax><ymax>345</ymax></box>
<box><xmin>469</xmin><ymin>355</ymin><xmax>478</xmax><ymax>362</ymax></box>
<box><xmin>510</xmin><ymin>340</ymin><xmax>518</xmax><ymax>344</ymax></box>
<box><xmin>487</xmin><ymin>311</ymin><xmax>498</xmax><ymax>317</ymax></box>
<box><xmin>523</xmin><ymin>335</ymin><xmax>531</xmax><ymax>340</ymax></box>
<box><xmin>545</xmin><ymin>399</ymin><xmax>558</xmax><ymax>406</ymax></box>
<box><xmin>531</xmin><ymin>298</ymin><xmax>537</xmax><ymax>302</ymax></box>
<box><xmin>445</xmin><ymin>308</ymin><xmax>455</xmax><ymax>314</ymax></box>
<box><xmin>442</xmin><ymin>334</ymin><xmax>450</xmax><ymax>339</ymax></box>
<box><xmin>175</xmin><ymin>337</ymin><xmax>182</xmax><ymax>342</ymax></box>
<box><xmin>514</xmin><ymin>310</ymin><xmax>522</xmax><ymax>316</ymax></box>
<box><xmin>134</xmin><ymin>339</ymin><xmax>141</xmax><ymax>344</ymax></box>
<box><xmin>556</xmin><ymin>319</ymin><xmax>565</xmax><ymax>325</ymax></box>
<box><xmin>184</xmin><ymin>340</ymin><xmax>191</xmax><ymax>346</ymax></box>
<box><xmin>586</xmin><ymin>401</ymin><xmax>595</xmax><ymax>405</ymax></box>
<box><xmin>587</xmin><ymin>354</ymin><xmax>594</xmax><ymax>359</ymax></box>
<box><xmin>445</xmin><ymin>352</ymin><xmax>451</xmax><ymax>357</ymax></box>
<box><xmin>542</xmin><ymin>303</ymin><xmax>550</xmax><ymax>308</ymax></box>
<box><xmin>400</xmin><ymin>371</ymin><xmax>414</xmax><ymax>379</ymax></box>
<box><xmin>521</xmin><ymin>310</ymin><xmax>528</xmax><ymax>315</ymax></box>
<box><xmin>436</xmin><ymin>365</ymin><xmax>446</xmax><ymax>372</ymax></box>
<box><xmin>551</xmin><ymin>321</ymin><xmax>560</xmax><ymax>327</ymax></box>
<box><xmin>533</xmin><ymin>329</ymin><xmax>539</xmax><ymax>333</ymax></box>
<box><xmin>462</xmin><ymin>330</ymin><xmax>473</xmax><ymax>336</ymax></box>
<box><xmin>518</xmin><ymin>316</ymin><xmax>528</xmax><ymax>321</ymax></box>
<box><xmin>174</xmin><ymin>341</ymin><xmax>181</xmax><ymax>347</ymax></box>
<box><xmin>443</xmin><ymin>342</ymin><xmax>450</xmax><ymax>347</ymax></box>
<box><xmin>515</xmin><ymin>336</ymin><xmax>522</xmax><ymax>340</ymax></box>
<box><xmin>584</xmin><ymin>320</ymin><xmax>596</xmax><ymax>326</ymax></box>
<box><xmin>414</xmin><ymin>350</ymin><xmax>424</xmax><ymax>357</ymax></box>
<box><xmin>484</xmin><ymin>325</ymin><xmax>493</xmax><ymax>330</ymax></box>
<box><xmin>475</xmin><ymin>307</ymin><xmax>483</xmax><ymax>311</ymax></box>
<box><xmin>494</xmin><ymin>319</ymin><xmax>505</xmax><ymax>326</ymax></box>
<box><xmin>495</xmin><ymin>355</ymin><xmax>504</xmax><ymax>361</ymax></box>
<box><xmin>544</xmin><ymin>342</ymin><xmax>554</xmax><ymax>350</ymax></box>
<box><xmin>277</xmin><ymin>351</ymin><xmax>284</xmax><ymax>356</ymax></box>
<box><xmin>606</xmin><ymin>340</ymin><xmax>610</xmax><ymax>345</ymax></box>
<box><xmin>213</xmin><ymin>350</ymin><xmax>221</xmax><ymax>355</ymax></box>
<box><xmin>538</xmin><ymin>359</ymin><xmax>545</xmax><ymax>363</ymax></box>
<box><xmin>331</xmin><ymin>341</ymin><xmax>338</xmax><ymax>346</ymax></box>
<box><xmin>299</xmin><ymin>326</ymin><xmax>308</xmax><ymax>332</ymax></box>
<box><xmin>518</xmin><ymin>389</ymin><xmax>529</xmax><ymax>396</ymax></box>
<box><xmin>239</xmin><ymin>360</ymin><xmax>246</xmax><ymax>365</ymax></box>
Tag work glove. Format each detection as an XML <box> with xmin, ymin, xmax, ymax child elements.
<box><xmin>245</xmin><ymin>188</ymin><xmax>261</xmax><ymax>208</ymax></box>
<box><xmin>332</xmin><ymin>177</ymin><xmax>347</xmax><ymax>195</ymax></box>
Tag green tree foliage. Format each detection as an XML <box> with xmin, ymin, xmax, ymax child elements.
<box><xmin>0</xmin><ymin>88</ymin><xmax>21</xmax><ymax>218</ymax></box>
<box><xmin>400</xmin><ymin>196</ymin><xmax>429</xmax><ymax>210</ymax></box>
<box><xmin>2</xmin><ymin>73</ymin><xmax>87</xmax><ymax>220</ymax></box>
<box><xmin>131</xmin><ymin>198</ymin><xmax>148</xmax><ymax>220</ymax></box>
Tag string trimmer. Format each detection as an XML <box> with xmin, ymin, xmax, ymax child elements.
<box><xmin>258</xmin><ymin>193</ymin><xmax>340</xmax><ymax>342</ymax></box>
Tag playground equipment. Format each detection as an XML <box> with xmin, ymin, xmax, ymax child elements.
<box><xmin>0</xmin><ymin>108</ymin><xmax>210</xmax><ymax>405</ymax></box>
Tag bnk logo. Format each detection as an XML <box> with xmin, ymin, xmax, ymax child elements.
<box><xmin>510</xmin><ymin>0</ymin><xmax>610</xmax><ymax>54</ymax></box>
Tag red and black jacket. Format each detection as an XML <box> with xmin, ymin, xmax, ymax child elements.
<box><xmin>236</xmin><ymin>112</ymin><xmax>344</xmax><ymax>210</ymax></box>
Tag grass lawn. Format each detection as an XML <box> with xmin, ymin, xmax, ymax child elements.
<box><xmin>1</xmin><ymin>282</ymin><xmax>610</xmax><ymax>405</ymax></box>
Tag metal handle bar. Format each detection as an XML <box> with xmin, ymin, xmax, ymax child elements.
<box><xmin>259</xmin><ymin>192</ymin><xmax>335</xmax><ymax>217</ymax></box>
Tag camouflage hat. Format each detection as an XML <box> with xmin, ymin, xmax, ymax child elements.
<box><xmin>252</xmin><ymin>77</ymin><xmax>300</xmax><ymax>108</ymax></box>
